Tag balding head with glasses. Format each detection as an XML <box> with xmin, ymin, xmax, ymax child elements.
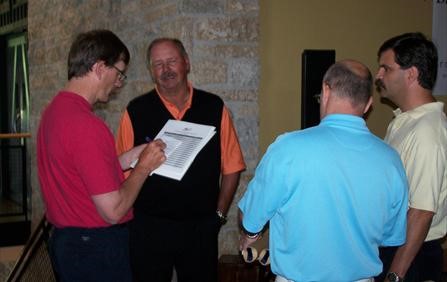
<box><xmin>319</xmin><ymin>59</ymin><xmax>373</xmax><ymax>120</ymax></box>
<box><xmin>238</xmin><ymin>58</ymin><xmax>407</xmax><ymax>282</ymax></box>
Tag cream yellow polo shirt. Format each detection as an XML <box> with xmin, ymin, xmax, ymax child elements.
<box><xmin>385</xmin><ymin>102</ymin><xmax>447</xmax><ymax>241</ymax></box>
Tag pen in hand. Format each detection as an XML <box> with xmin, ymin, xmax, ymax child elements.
<box><xmin>130</xmin><ymin>136</ymin><xmax>153</xmax><ymax>168</ymax></box>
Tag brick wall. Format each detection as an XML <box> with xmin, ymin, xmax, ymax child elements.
<box><xmin>28</xmin><ymin>0</ymin><xmax>259</xmax><ymax>256</ymax></box>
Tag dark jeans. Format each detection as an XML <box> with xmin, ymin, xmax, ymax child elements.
<box><xmin>129</xmin><ymin>215</ymin><xmax>221</xmax><ymax>282</ymax></box>
<box><xmin>49</xmin><ymin>224</ymin><xmax>132</xmax><ymax>282</ymax></box>
<box><xmin>376</xmin><ymin>239</ymin><xmax>444</xmax><ymax>282</ymax></box>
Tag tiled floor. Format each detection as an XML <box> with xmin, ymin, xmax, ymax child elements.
<box><xmin>0</xmin><ymin>261</ymin><xmax>15</xmax><ymax>281</ymax></box>
<box><xmin>0</xmin><ymin>246</ymin><xmax>21</xmax><ymax>281</ymax></box>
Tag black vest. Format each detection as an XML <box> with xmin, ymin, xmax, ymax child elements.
<box><xmin>127</xmin><ymin>89</ymin><xmax>223</xmax><ymax>220</ymax></box>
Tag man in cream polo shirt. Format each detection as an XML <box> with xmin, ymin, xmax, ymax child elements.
<box><xmin>375</xmin><ymin>32</ymin><xmax>447</xmax><ymax>282</ymax></box>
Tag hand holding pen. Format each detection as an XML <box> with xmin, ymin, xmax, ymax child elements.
<box><xmin>128</xmin><ymin>136</ymin><xmax>166</xmax><ymax>171</ymax></box>
<box><xmin>134</xmin><ymin>138</ymin><xmax>166</xmax><ymax>174</ymax></box>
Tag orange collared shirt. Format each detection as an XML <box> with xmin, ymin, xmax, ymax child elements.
<box><xmin>116</xmin><ymin>84</ymin><xmax>246</xmax><ymax>175</ymax></box>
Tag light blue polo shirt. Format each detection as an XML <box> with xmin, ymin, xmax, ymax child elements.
<box><xmin>239</xmin><ymin>114</ymin><xmax>408</xmax><ymax>282</ymax></box>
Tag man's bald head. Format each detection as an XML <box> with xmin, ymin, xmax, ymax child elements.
<box><xmin>322</xmin><ymin>59</ymin><xmax>373</xmax><ymax>109</ymax></box>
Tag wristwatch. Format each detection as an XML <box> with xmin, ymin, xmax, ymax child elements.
<box><xmin>244</xmin><ymin>231</ymin><xmax>260</xmax><ymax>239</ymax></box>
<box><xmin>386</xmin><ymin>272</ymin><xmax>403</xmax><ymax>282</ymax></box>
<box><xmin>241</xmin><ymin>225</ymin><xmax>260</xmax><ymax>238</ymax></box>
<box><xmin>216</xmin><ymin>210</ymin><xmax>227</xmax><ymax>225</ymax></box>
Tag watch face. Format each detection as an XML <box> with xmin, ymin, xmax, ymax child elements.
<box><xmin>387</xmin><ymin>272</ymin><xmax>400</xmax><ymax>282</ymax></box>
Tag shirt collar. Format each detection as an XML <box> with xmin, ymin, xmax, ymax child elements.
<box><xmin>154</xmin><ymin>82</ymin><xmax>194</xmax><ymax>119</ymax></box>
<box><xmin>393</xmin><ymin>102</ymin><xmax>444</xmax><ymax>119</ymax></box>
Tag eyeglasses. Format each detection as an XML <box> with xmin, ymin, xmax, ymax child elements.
<box><xmin>111</xmin><ymin>65</ymin><xmax>127</xmax><ymax>82</ymax></box>
<box><xmin>313</xmin><ymin>82</ymin><xmax>330</xmax><ymax>104</ymax></box>
<box><xmin>313</xmin><ymin>93</ymin><xmax>321</xmax><ymax>104</ymax></box>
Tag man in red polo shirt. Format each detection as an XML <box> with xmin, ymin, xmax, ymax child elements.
<box><xmin>37</xmin><ymin>29</ymin><xmax>166</xmax><ymax>282</ymax></box>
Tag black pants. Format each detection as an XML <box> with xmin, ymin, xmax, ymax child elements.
<box><xmin>129</xmin><ymin>215</ymin><xmax>220</xmax><ymax>282</ymax></box>
<box><xmin>375</xmin><ymin>239</ymin><xmax>444</xmax><ymax>282</ymax></box>
<box><xmin>49</xmin><ymin>224</ymin><xmax>132</xmax><ymax>282</ymax></box>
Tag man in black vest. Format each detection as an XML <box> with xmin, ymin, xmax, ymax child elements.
<box><xmin>116</xmin><ymin>38</ymin><xmax>246</xmax><ymax>282</ymax></box>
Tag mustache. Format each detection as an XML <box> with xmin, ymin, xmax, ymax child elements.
<box><xmin>375</xmin><ymin>79</ymin><xmax>386</xmax><ymax>92</ymax></box>
<box><xmin>160</xmin><ymin>71</ymin><xmax>177</xmax><ymax>81</ymax></box>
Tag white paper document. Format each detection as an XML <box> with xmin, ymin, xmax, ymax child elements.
<box><xmin>129</xmin><ymin>135</ymin><xmax>181</xmax><ymax>169</ymax></box>
<box><xmin>150</xmin><ymin>119</ymin><xmax>216</xmax><ymax>180</ymax></box>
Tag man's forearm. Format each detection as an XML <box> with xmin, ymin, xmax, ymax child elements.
<box><xmin>92</xmin><ymin>167</ymin><xmax>149</xmax><ymax>224</ymax></box>
<box><xmin>238</xmin><ymin>209</ymin><xmax>262</xmax><ymax>250</ymax></box>
<box><xmin>93</xmin><ymin>140</ymin><xmax>166</xmax><ymax>224</ymax></box>
<box><xmin>118</xmin><ymin>144</ymin><xmax>147</xmax><ymax>171</ymax></box>
<box><xmin>217</xmin><ymin>172</ymin><xmax>241</xmax><ymax>214</ymax></box>
<box><xmin>388</xmin><ymin>207</ymin><xmax>434</xmax><ymax>278</ymax></box>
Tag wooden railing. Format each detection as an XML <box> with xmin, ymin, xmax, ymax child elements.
<box><xmin>0</xmin><ymin>133</ymin><xmax>31</xmax><ymax>139</ymax></box>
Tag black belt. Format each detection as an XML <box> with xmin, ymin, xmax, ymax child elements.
<box><xmin>56</xmin><ymin>222</ymin><xmax>128</xmax><ymax>232</ymax></box>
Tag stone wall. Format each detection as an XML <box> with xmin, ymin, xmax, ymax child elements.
<box><xmin>28</xmin><ymin>0</ymin><xmax>259</xmax><ymax>256</ymax></box>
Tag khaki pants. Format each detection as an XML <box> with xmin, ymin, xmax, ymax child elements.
<box><xmin>275</xmin><ymin>275</ymin><xmax>374</xmax><ymax>282</ymax></box>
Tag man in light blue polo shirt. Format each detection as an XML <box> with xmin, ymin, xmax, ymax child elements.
<box><xmin>238</xmin><ymin>60</ymin><xmax>408</xmax><ymax>282</ymax></box>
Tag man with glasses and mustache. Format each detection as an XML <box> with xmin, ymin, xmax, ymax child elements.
<box><xmin>116</xmin><ymin>38</ymin><xmax>246</xmax><ymax>282</ymax></box>
<box><xmin>375</xmin><ymin>33</ymin><xmax>447</xmax><ymax>282</ymax></box>
<box><xmin>37</xmin><ymin>29</ymin><xmax>166</xmax><ymax>282</ymax></box>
